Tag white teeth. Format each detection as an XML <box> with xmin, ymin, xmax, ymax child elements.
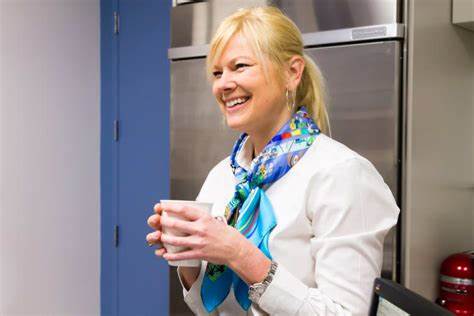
<box><xmin>225</xmin><ymin>97</ymin><xmax>249</xmax><ymax>108</ymax></box>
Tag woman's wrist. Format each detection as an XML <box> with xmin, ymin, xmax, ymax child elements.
<box><xmin>227</xmin><ymin>236</ymin><xmax>272</xmax><ymax>285</ymax></box>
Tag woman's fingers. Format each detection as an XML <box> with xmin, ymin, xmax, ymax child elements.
<box><xmin>150</xmin><ymin>202</ymin><xmax>212</xmax><ymax>263</ymax></box>
<box><xmin>160</xmin><ymin>202</ymin><xmax>204</xmax><ymax>221</ymax></box>
<box><xmin>160</xmin><ymin>215</ymin><xmax>199</xmax><ymax>235</ymax></box>
<box><xmin>154</xmin><ymin>247</ymin><xmax>166</xmax><ymax>257</ymax></box>
<box><xmin>146</xmin><ymin>231</ymin><xmax>162</xmax><ymax>246</ymax></box>
<box><xmin>163</xmin><ymin>249</ymin><xmax>201</xmax><ymax>262</ymax></box>
<box><xmin>153</xmin><ymin>203</ymin><xmax>164</xmax><ymax>214</ymax></box>
<box><xmin>160</xmin><ymin>233</ymin><xmax>201</xmax><ymax>248</ymax></box>
<box><xmin>147</xmin><ymin>213</ymin><xmax>161</xmax><ymax>230</ymax></box>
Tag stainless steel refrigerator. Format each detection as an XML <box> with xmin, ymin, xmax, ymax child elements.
<box><xmin>168</xmin><ymin>1</ymin><xmax>404</xmax><ymax>314</ymax></box>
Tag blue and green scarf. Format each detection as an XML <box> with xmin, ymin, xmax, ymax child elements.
<box><xmin>201</xmin><ymin>107</ymin><xmax>320</xmax><ymax>312</ymax></box>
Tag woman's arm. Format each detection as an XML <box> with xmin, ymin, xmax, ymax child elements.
<box><xmin>175</xmin><ymin>239</ymin><xmax>271</xmax><ymax>316</ymax></box>
<box><xmin>178</xmin><ymin>232</ymin><xmax>271</xmax><ymax>290</ymax></box>
<box><xmin>253</xmin><ymin>157</ymin><xmax>399</xmax><ymax>316</ymax></box>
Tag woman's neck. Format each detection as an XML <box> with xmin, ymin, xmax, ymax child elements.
<box><xmin>250</xmin><ymin>136</ymin><xmax>269</xmax><ymax>158</ymax></box>
<box><xmin>248</xmin><ymin>105</ymin><xmax>292</xmax><ymax>157</ymax></box>
<box><xmin>249</xmin><ymin>125</ymin><xmax>282</xmax><ymax>157</ymax></box>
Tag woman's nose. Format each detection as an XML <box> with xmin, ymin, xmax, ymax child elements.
<box><xmin>215</xmin><ymin>71</ymin><xmax>237</xmax><ymax>92</ymax></box>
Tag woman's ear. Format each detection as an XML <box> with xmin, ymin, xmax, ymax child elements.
<box><xmin>287</xmin><ymin>55</ymin><xmax>305</xmax><ymax>91</ymax></box>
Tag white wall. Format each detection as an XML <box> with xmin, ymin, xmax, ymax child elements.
<box><xmin>0</xmin><ymin>0</ymin><xmax>100</xmax><ymax>315</ymax></box>
<box><xmin>403</xmin><ymin>0</ymin><xmax>474</xmax><ymax>301</ymax></box>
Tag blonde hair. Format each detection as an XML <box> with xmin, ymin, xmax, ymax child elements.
<box><xmin>207</xmin><ymin>6</ymin><xmax>330</xmax><ymax>135</ymax></box>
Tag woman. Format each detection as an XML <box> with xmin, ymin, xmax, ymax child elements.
<box><xmin>147</xmin><ymin>6</ymin><xmax>399</xmax><ymax>316</ymax></box>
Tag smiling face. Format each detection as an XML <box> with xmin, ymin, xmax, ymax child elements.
<box><xmin>211</xmin><ymin>33</ymin><xmax>290</xmax><ymax>142</ymax></box>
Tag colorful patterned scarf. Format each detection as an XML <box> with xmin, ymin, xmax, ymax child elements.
<box><xmin>201</xmin><ymin>107</ymin><xmax>320</xmax><ymax>312</ymax></box>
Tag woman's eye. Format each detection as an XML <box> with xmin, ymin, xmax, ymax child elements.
<box><xmin>212</xmin><ymin>71</ymin><xmax>222</xmax><ymax>78</ymax></box>
<box><xmin>235</xmin><ymin>63</ymin><xmax>249</xmax><ymax>70</ymax></box>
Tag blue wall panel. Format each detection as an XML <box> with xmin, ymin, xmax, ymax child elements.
<box><xmin>100</xmin><ymin>0</ymin><xmax>119</xmax><ymax>315</ymax></box>
<box><xmin>101</xmin><ymin>0</ymin><xmax>170</xmax><ymax>315</ymax></box>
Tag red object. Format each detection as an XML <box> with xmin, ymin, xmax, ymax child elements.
<box><xmin>437</xmin><ymin>250</ymin><xmax>474</xmax><ymax>315</ymax></box>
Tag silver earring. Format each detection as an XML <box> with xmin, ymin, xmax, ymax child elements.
<box><xmin>286</xmin><ymin>88</ymin><xmax>295</xmax><ymax>112</ymax></box>
<box><xmin>292</xmin><ymin>89</ymin><xmax>296</xmax><ymax>110</ymax></box>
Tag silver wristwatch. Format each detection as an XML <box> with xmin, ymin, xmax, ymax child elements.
<box><xmin>248</xmin><ymin>261</ymin><xmax>278</xmax><ymax>303</ymax></box>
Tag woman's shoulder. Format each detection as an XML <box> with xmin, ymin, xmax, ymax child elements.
<box><xmin>207</xmin><ymin>156</ymin><xmax>233</xmax><ymax>178</ymax></box>
<box><xmin>201</xmin><ymin>156</ymin><xmax>236</xmax><ymax>188</ymax></box>
<box><xmin>302</xmin><ymin>133</ymin><xmax>379</xmax><ymax>177</ymax></box>
<box><xmin>302</xmin><ymin>134</ymin><xmax>398</xmax><ymax>215</ymax></box>
<box><xmin>196</xmin><ymin>156</ymin><xmax>234</xmax><ymax>202</ymax></box>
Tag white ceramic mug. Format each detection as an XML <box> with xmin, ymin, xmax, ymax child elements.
<box><xmin>160</xmin><ymin>200</ymin><xmax>213</xmax><ymax>267</ymax></box>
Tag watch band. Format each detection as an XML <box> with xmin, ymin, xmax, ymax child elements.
<box><xmin>248</xmin><ymin>261</ymin><xmax>278</xmax><ymax>303</ymax></box>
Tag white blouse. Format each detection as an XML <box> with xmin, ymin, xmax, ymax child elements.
<box><xmin>178</xmin><ymin>133</ymin><xmax>399</xmax><ymax>315</ymax></box>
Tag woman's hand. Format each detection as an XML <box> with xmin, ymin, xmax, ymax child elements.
<box><xmin>147</xmin><ymin>203</ymin><xmax>201</xmax><ymax>290</ymax></box>
<box><xmin>146</xmin><ymin>204</ymin><xmax>166</xmax><ymax>258</ymax></box>
<box><xmin>155</xmin><ymin>202</ymin><xmax>247</xmax><ymax>266</ymax></box>
<box><xmin>147</xmin><ymin>202</ymin><xmax>272</xmax><ymax>285</ymax></box>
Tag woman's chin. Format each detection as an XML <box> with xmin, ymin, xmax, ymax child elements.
<box><xmin>225</xmin><ymin>116</ymin><xmax>248</xmax><ymax>133</ymax></box>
